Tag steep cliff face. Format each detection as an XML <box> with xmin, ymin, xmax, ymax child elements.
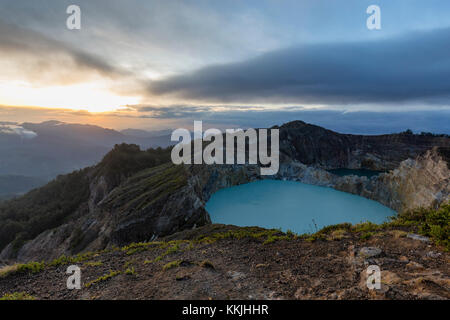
<box><xmin>0</xmin><ymin>164</ymin><xmax>210</xmax><ymax>262</ymax></box>
<box><xmin>272</xmin><ymin>148</ymin><xmax>450</xmax><ymax>212</ymax></box>
<box><xmin>0</xmin><ymin>121</ymin><xmax>448</xmax><ymax>262</ymax></box>
<box><xmin>332</xmin><ymin>148</ymin><xmax>450</xmax><ymax>211</ymax></box>
<box><xmin>278</xmin><ymin>120</ymin><xmax>449</xmax><ymax>170</ymax></box>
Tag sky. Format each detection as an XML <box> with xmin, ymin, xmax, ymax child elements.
<box><xmin>0</xmin><ymin>0</ymin><xmax>449</xmax><ymax>133</ymax></box>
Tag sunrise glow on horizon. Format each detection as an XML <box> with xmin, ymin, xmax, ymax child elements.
<box><xmin>0</xmin><ymin>80</ymin><xmax>141</xmax><ymax>113</ymax></box>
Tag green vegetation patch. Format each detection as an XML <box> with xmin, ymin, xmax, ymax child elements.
<box><xmin>84</xmin><ymin>261</ymin><xmax>103</xmax><ymax>267</ymax></box>
<box><xmin>359</xmin><ymin>232</ymin><xmax>375</xmax><ymax>240</ymax></box>
<box><xmin>0</xmin><ymin>261</ymin><xmax>45</xmax><ymax>278</ymax></box>
<box><xmin>122</xmin><ymin>241</ymin><xmax>164</xmax><ymax>255</ymax></box>
<box><xmin>304</xmin><ymin>203</ymin><xmax>449</xmax><ymax>250</ymax></box>
<box><xmin>303</xmin><ymin>223</ymin><xmax>352</xmax><ymax>241</ymax></box>
<box><xmin>94</xmin><ymin>144</ymin><xmax>172</xmax><ymax>188</ymax></box>
<box><xmin>48</xmin><ymin>252</ymin><xmax>96</xmax><ymax>267</ymax></box>
<box><xmin>0</xmin><ymin>292</ymin><xmax>35</xmax><ymax>300</ymax></box>
<box><xmin>124</xmin><ymin>267</ymin><xmax>137</xmax><ymax>276</ymax></box>
<box><xmin>0</xmin><ymin>251</ymin><xmax>100</xmax><ymax>279</ymax></box>
<box><xmin>85</xmin><ymin>270</ymin><xmax>121</xmax><ymax>288</ymax></box>
<box><xmin>152</xmin><ymin>242</ymin><xmax>184</xmax><ymax>262</ymax></box>
<box><xmin>123</xmin><ymin>239</ymin><xmax>191</xmax><ymax>260</ymax></box>
<box><xmin>194</xmin><ymin>227</ymin><xmax>296</xmax><ymax>245</ymax></box>
<box><xmin>162</xmin><ymin>260</ymin><xmax>182</xmax><ymax>271</ymax></box>
<box><xmin>394</xmin><ymin>203</ymin><xmax>449</xmax><ymax>250</ymax></box>
<box><xmin>103</xmin><ymin>163</ymin><xmax>187</xmax><ymax>213</ymax></box>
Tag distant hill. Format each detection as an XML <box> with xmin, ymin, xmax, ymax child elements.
<box><xmin>0</xmin><ymin>121</ymin><xmax>174</xmax><ymax>185</ymax></box>
<box><xmin>120</xmin><ymin>128</ymin><xmax>173</xmax><ymax>138</ymax></box>
<box><xmin>0</xmin><ymin>175</ymin><xmax>48</xmax><ymax>201</ymax></box>
<box><xmin>0</xmin><ymin>143</ymin><xmax>173</xmax><ymax>255</ymax></box>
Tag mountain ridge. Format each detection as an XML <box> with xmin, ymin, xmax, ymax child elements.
<box><xmin>0</xmin><ymin>121</ymin><xmax>174</xmax><ymax>193</ymax></box>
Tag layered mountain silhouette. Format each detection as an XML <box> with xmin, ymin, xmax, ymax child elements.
<box><xmin>0</xmin><ymin>121</ymin><xmax>173</xmax><ymax>197</ymax></box>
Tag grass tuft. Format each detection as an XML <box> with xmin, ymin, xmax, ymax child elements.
<box><xmin>85</xmin><ymin>270</ymin><xmax>121</xmax><ymax>288</ymax></box>
<box><xmin>0</xmin><ymin>292</ymin><xmax>35</xmax><ymax>300</ymax></box>
<box><xmin>162</xmin><ymin>260</ymin><xmax>181</xmax><ymax>271</ymax></box>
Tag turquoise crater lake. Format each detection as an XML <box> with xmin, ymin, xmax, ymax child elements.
<box><xmin>206</xmin><ymin>180</ymin><xmax>396</xmax><ymax>234</ymax></box>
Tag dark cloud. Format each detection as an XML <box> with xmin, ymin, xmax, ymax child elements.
<box><xmin>132</xmin><ymin>104</ymin><xmax>263</xmax><ymax>119</ymax></box>
<box><xmin>0</xmin><ymin>21</ymin><xmax>126</xmax><ymax>84</ymax></box>
<box><xmin>149</xmin><ymin>28</ymin><xmax>450</xmax><ymax>106</ymax></box>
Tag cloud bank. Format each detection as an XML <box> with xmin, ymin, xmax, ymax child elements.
<box><xmin>0</xmin><ymin>21</ymin><xmax>127</xmax><ymax>86</ymax></box>
<box><xmin>149</xmin><ymin>28</ymin><xmax>450</xmax><ymax>106</ymax></box>
<box><xmin>0</xmin><ymin>124</ymin><xmax>37</xmax><ymax>139</ymax></box>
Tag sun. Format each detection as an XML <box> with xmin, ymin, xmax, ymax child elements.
<box><xmin>0</xmin><ymin>81</ymin><xmax>140</xmax><ymax>113</ymax></box>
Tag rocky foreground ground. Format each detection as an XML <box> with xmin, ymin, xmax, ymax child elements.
<box><xmin>0</xmin><ymin>224</ymin><xmax>448</xmax><ymax>300</ymax></box>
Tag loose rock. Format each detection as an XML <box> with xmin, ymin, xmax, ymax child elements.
<box><xmin>407</xmin><ymin>234</ymin><xmax>430</xmax><ymax>242</ymax></box>
<box><xmin>359</xmin><ymin>247</ymin><xmax>382</xmax><ymax>258</ymax></box>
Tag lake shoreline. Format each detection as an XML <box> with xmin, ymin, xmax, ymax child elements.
<box><xmin>206</xmin><ymin>179</ymin><xmax>396</xmax><ymax>234</ymax></box>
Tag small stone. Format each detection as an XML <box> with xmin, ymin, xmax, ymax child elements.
<box><xmin>417</xmin><ymin>293</ymin><xmax>446</xmax><ymax>300</ymax></box>
<box><xmin>399</xmin><ymin>256</ymin><xmax>409</xmax><ymax>263</ymax></box>
<box><xmin>227</xmin><ymin>271</ymin><xmax>246</xmax><ymax>281</ymax></box>
<box><xmin>359</xmin><ymin>247</ymin><xmax>382</xmax><ymax>258</ymax></box>
<box><xmin>406</xmin><ymin>261</ymin><xmax>425</xmax><ymax>270</ymax></box>
<box><xmin>407</xmin><ymin>233</ymin><xmax>430</xmax><ymax>242</ymax></box>
<box><xmin>426</xmin><ymin>251</ymin><xmax>441</xmax><ymax>258</ymax></box>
